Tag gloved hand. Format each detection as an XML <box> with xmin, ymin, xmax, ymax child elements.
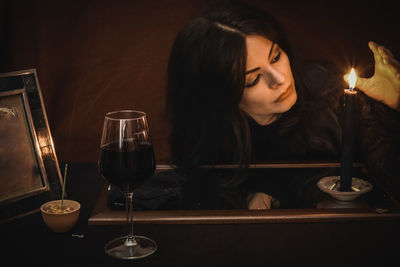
<box><xmin>344</xmin><ymin>41</ymin><xmax>400</xmax><ymax>111</ymax></box>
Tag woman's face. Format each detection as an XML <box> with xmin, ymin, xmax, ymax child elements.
<box><xmin>239</xmin><ymin>35</ymin><xmax>297</xmax><ymax>125</ymax></box>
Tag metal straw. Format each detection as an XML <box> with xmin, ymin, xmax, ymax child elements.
<box><xmin>61</xmin><ymin>163</ymin><xmax>68</xmax><ymax>208</ymax></box>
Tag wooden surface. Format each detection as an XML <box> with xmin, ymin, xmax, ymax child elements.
<box><xmin>89</xmin><ymin>181</ymin><xmax>400</xmax><ymax>225</ymax></box>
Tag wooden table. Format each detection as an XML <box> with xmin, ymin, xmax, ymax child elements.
<box><xmin>3</xmin><ymin>163</ymin><xmax>400</xmax><ymax>266</ymax></box>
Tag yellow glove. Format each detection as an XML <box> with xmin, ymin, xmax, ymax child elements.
<box><xmin>344</xmin><ymin>41</ymin><xmax>400</xmax><ymax>111</ymax></box>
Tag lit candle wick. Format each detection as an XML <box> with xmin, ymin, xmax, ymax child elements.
<box><xmin>348</xmin><ymin>68</ymin><xmax>357</xmax><ymax>90</ymax></box>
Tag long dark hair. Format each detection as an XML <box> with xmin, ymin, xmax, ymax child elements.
<box><xmin>166</xmin><ymin>1</ymin><xmax>340</xmax><ymax>179</ymax></box>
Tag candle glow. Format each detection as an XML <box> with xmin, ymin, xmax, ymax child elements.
<box><xmin>348</xmin><ymin>68</ymin><xmax>357</xmax><ymax>90</ymax></box>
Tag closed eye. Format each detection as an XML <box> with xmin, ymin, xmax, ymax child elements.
<box><xmin>271</xmin><ymin>51</ymin><xmax>281</xmax><ymax>64</ymax></box>
<box><xmin>245</xmin><ymin>74</ymin><xmax>261</xmax><ymax>88</ymax></box>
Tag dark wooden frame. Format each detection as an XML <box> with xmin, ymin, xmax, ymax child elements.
<box><xmin>0</xmin><ymin>69</ymin><xmax>63</xmax><ymax>223</ymax></box>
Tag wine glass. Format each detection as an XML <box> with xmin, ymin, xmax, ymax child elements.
<box><xmin>98</xmin><ymin>110</ymin><xmax>157</xmax><ymax>259</ymax></box>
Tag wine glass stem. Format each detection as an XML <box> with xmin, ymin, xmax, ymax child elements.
<box><xmin>124</xmin><ymin>192</ymin><xmax>137</xmax><ymax>246</ymax></box>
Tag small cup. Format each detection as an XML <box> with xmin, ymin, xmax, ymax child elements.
<box><xmin>40</xmin><ymin>199</ymin><xmax>81</xmax><ymax>233</ymax></box>
<box><xmin>317</xmin><ymin>176</ymin><xmax>373</xmax><ymax>202</ymax></box>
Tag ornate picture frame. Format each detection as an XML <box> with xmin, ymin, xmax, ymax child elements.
<box><xmin>0</xmin><ymin>69</ymin><xmax>62</xmax><ymax>222</ymax></box>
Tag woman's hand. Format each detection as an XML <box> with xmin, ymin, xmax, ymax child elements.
<box><xmin>344</xmin><ymin>41</ymin><xmax>400</xmax><ymax>111</ymax></box>
<box><xmin>247</xmin><ymin>192</ymin><xmax>279</xmax><ymax>210</ymax></box>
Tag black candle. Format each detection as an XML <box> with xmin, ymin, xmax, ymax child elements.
<box><xmin>340</xmin><ymin>68</ymin><xmax>357</xmax><ymax>192</ymax></box>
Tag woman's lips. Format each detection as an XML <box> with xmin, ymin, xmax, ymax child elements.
<box><xmin>274</xmin><ymin>85</ymin><xmax>292</xmax><ymax>103</ymax></box>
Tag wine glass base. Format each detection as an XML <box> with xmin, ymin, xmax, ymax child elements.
<box><xmin>104</xmin><ymin>235</ymin><xmax>157</xmax><ymax>260</ymax></box>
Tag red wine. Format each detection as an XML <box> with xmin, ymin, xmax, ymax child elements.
<box><xmin>99</xmin><ymin>141</ymin><xmax>155</xmax><ymax>192</ymax></box>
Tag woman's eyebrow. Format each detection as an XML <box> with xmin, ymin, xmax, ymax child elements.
<box><xmin>245</xmin><ymin>67</ymin><xmax>260</xmax><ymax>74</ymax></box>
<box><xmin>245</xmin><ymin>42</ymin><xmax>277</xmax><ymax>75</ymax></box>
<box><xmin>268</xmin><ymin>42</ymin><xmax>276</xmax><ymax>59</ymax></box>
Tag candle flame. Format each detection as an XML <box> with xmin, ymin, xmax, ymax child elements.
<box><xmin>348</xmin><ymin>68</ymin><xmax>357</xmax><ymax>90</ymax></box>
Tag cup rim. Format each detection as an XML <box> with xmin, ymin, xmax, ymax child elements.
<box><xmin>105</xmin><ymin>110</ymin><xmax>146</xmax><ymax>121</ymax></box>
<box><xmin>40</xmin><ymin>199</ymin><xmax>81</xmax><ymax>215</ymax></box>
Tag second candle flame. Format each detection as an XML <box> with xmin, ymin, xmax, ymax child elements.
<box><xmin>348</xmin><ymin>68</ymin><xmax>357</xmax><ymax>90</ymax></box>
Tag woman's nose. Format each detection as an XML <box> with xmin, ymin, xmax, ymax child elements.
<box><xmin>262</xmin><ymin>68</ymin><xmax>285</xmax><ymax>89</ymax></box>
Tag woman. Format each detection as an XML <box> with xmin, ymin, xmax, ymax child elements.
<box><xmin>166</xmin><ymin>1</ymin><xmax>400</xmax><ymax>209</ymax></box>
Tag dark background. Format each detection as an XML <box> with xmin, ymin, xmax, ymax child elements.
<box><xmin>1</xmin><ymin>3</ymin><xmax>400</xmax><ymax>265</ymax></box>
<box><xmin>1</xmin><ymin>0</ymin><xmax>399</xmax><ymax>164</ymax></box>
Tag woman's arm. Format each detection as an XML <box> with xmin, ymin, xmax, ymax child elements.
<box><xmin>349</xmin><ymin>42</ymin><xmax>400</xmax><ymax>203</ymax></box>
<box><xmin>341</xmin><ymin>42</ymin><xmax>400</xmax><ymax>203</ymax></box>
<box><xmin>344</xmin><ymin>41</ymin><xmax>400</xmax><ymax>112</ymax></box>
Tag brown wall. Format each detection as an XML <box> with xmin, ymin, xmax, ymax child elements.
<box><xmin>1</xmin><ymin>0</ymin><xmax>399</xmax><ymax>164</ymax></box>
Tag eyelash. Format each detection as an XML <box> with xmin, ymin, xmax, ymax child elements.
<box><xmin>271</xmin><ymin>52</ymin><xmax>281</xmax><ymax>64</ymax></box>
<box><xmin>245</xmin><ymin>52</ymin><xmax>281</xmax><ymax>88</ymax></box>
<box><xmin>245</xmin><ymin>74</ymin><xmax>260</xmax><ymax>88</ymax></box>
